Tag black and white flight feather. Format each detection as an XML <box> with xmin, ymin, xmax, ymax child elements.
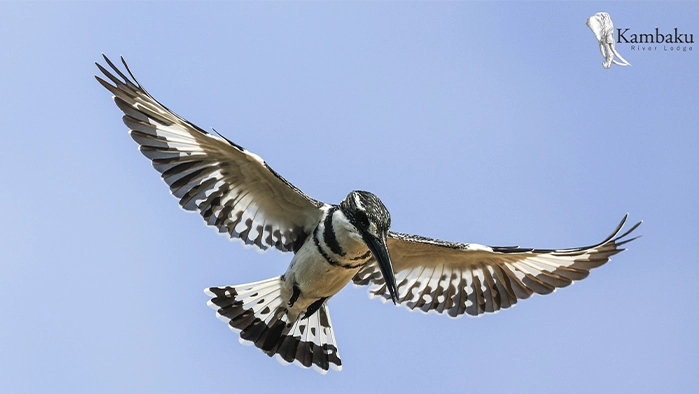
<box><xmin>96</xmin><ymin>56</ymin><xmax>323</xmax><ymax>253</ymax></box>
<box><xmin>96</xmin><ymin>55</ymin><xmax>641</xmax><ymax>374</ymax></box>
<box><xmin>355</xmin><ymin>217</ymin><xmax>640</xmax><ymax>317</ymax></box>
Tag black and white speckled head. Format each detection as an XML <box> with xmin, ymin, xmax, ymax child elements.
<box><xmin>339</xmin><ymin>190</ymin><xmax>391</xmax><ymax>236</ymax></box>
<box><xmin>340</xmin><ymin>190</ymin><xmax>398</xmax><ymax>303</ymax></box>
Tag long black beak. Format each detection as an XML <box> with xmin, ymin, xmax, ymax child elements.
<box><xmin>363</xmin><ymin>232</ymin><xmax>399</xmax><ymax>304</ymax></box>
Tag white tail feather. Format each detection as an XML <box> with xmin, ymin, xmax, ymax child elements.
<box><xmin>205</xmin><ymin>277</ymin><xmax>342</xmax><ymax>373</ymax></box>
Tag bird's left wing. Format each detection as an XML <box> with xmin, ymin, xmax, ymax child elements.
<box><xmin>353</xmin><ymin>215</ymin><xmax>641</xmax><ymax>317</ymax></box>
<box><xmin>96</xmin><ymin>55</ymin><xmax>325</xmax><ymax>252</ymax></box>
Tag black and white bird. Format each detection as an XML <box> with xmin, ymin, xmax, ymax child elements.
<box><xmin>96</xmin><ymin>55</ymin><xmax>641</xmax><ymax>374</ymax></box>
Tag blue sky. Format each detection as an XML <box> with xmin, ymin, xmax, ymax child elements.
<box><xmin>1</xmin><ymin>2</ymin><xmax>697</xmax><ymax>393</ymax></box>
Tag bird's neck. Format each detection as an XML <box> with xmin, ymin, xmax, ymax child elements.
<box><xmin>316</xmin><ymin>206</ymin><xmax>370</xmax><ymax>262</ymax></box>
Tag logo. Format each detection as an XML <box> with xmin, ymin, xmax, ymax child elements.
<box><xmin>587</xmin><ymin>12</ymin><xmax>631</xmax><ymax>69</ymax></box>
<box><xmin>617</xmin><ymin>28</ymin><xmax>694</xmax><ymax>45</ymax></box>
<box><xmin>587</xmin><ymin>12</ymin><xmax>694</xmax><ymax>69</ymax></box>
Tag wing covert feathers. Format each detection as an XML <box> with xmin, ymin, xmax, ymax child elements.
<box><xmin>96</xmin><ymin>55</ymin><xmax>324</xmax><ymax>253</ymax></box>
<box><xmin>353</xmin><ymin>215</ymin><xmax>641</xmax><ymax>318</ymax></box>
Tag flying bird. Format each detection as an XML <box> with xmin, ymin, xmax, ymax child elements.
<box><xmin>96</xmin><ymin>55</ymin><xmax>641</xmax><ymax>374</ymax></box>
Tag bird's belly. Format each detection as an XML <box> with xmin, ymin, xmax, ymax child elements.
<box><xmin>288</xmin><ymin>247</ymin><xmax>360</xmax><ymax>298</ymax></box>
<box><xmin>280</xmin><ymin>239</ymin><xmax>366</xmax><ymax>319</ymax></box>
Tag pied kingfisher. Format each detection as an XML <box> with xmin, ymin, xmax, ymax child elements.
<box><xmin>96</xmin><ymin>55</ymin><xmax>641</xmax><ymax>374</ymax></box>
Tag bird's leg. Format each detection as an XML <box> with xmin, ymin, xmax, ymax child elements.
<box><xmin>303</xmin><ymin>297</ymin><xmax>328</xmax><ymax>319</ymax></box>
<box><xmin>288</xmin><ymin>283</ymin><xmax>301</xmax><ymax>307</ymax></box>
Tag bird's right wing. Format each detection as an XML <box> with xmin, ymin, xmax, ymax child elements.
<box><xmin>96</xmin><ymin>55</ymin><xmax>326</xmax><ymax>252</ymax></box>
<box><xmin>353</xmin><ymin>215</ymin><xmax>641</xmax><ymax>317</ymax></box>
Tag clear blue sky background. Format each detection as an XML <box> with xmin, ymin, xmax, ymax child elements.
<box><xmin>1</xmin><ymin>2</ymin><xmax>697</xmax><ymax>393</ymax></box>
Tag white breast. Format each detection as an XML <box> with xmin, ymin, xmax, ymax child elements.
<box><xmin>280</xmin><ymin>208</ymin><xmax>372</xmax><ymax>320</ymax></box>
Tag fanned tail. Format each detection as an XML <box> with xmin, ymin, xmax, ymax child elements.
<box><xmin>205</xmin><ymin>277</ymin><xmax>342</xmax><ymax>373</ymax></box>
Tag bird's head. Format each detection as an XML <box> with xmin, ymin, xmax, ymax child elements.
<box><xmin>340</xmin><ymin>191</ymin><xmax>399</xmax><ymax>303</ymax></box>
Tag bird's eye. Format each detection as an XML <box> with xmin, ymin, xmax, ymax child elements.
<box><xmin>354</xmin><ymin>210</ymin><xmax>369</xmax><ymax>228</ymax></box>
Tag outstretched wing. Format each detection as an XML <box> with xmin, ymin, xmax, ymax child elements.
<box><xmin>353</xmin><ymin>215</ymin><xmax>641</xmax><ymax>317</ymax></box>
<box><xmin>96</xmin><ymin>55</ymin><xmax>325</xmax><ymax>252</ymax></box>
